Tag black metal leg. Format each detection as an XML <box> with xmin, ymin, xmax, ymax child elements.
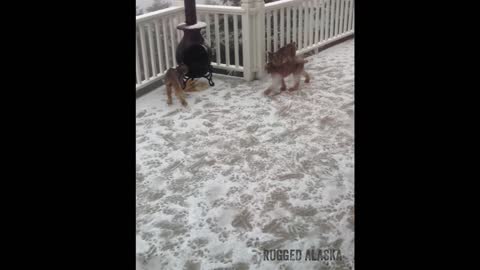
<box><xmin>204</xmin><ymin>65</ymin><xmax>215</xmax><ymax>86</ymax></box>
<box><xmin>182</xmin><ymin>66</ymin><xmax>214</xmax><ymax>88</ymax></box>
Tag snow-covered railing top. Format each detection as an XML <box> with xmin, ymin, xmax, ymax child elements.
<box><xmin>136</xmin><ymin>6</ymin><xmax>184</xmax><ymax>23</ymax></box>
<box><xmin>265</xmin><ymin>0</ymin><xmax>304</xmax><ymax>11</ymax></box>
<box><xmin>197</xmin><ymin>5</ymin><xmax>244</xmax><ymax>15</ymax></box>
<box><xmin>136</xmin><ymin>0</ymin><xmax>354</xmax><ymax>91</ymax></box>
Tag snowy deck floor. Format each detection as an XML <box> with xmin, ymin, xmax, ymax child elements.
<box><xmin>136</xmin><ymin>39</ymin><xmax>354</xmax><ymax>270</ymax></box>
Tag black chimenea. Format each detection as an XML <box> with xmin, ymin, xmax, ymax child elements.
<box><xmin>176</xmin><ymin>0</ymin><xmax>214</xmax><ymax>87</ymax></box>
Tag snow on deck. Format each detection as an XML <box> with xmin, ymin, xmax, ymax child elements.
<box><xmin>136</xmin><ymin>39</ymin><xmax>354</xmax><ymax>270</ymax></box>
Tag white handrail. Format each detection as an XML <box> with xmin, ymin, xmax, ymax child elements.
<box><xmin>136</xmin><ymin>6</ymin><xmax>184</xmax><ymax>24</ymax></box>
<box><xmin>265</xmin><ymin>0</ymin><xmax>304</xmax><ymax>11</ymax></box>
<box><xmin>197</xmin><ymin>5</ymin><xmax>244</xmax><ymax>15</ymax></box>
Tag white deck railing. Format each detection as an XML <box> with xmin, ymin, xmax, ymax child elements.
<box><xmin>136</xmin><ymin>0</ymin><xmax>354</xmax><ymax>90</ymax></box>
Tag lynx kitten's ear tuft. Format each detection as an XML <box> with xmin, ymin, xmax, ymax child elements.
<box><xmin>178</xmin><ymin>64</ymin><xmax>189</xmax><ymax>73</ymax></box>
<box><xmin>267</xmin><ymin>52</ymin><xmax>273</xmax><ymax>60</ymax></box>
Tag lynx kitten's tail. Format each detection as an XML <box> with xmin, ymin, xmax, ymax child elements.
<box><xmin>183</xmin><ymin>80</ymin><xmax>209</xmax><ymax>92</ymax></box>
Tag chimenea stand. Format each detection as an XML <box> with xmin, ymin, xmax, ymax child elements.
<box><xmin>176</xmin><ymin>0</ymin><xmax>215</xmax><ymax>87</ymax></box>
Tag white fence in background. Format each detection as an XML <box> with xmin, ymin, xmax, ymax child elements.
<box><xmin>136</xmin><ymin>0</ymin><xmax>354</xmax><ymax>90</ymax></box>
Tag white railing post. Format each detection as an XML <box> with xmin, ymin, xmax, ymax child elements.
<box><xmin>241</xmin><ymin>0</ymin><xmax>265</xmax><ymax>81</ymax></box>
<box><xmin>241</xmin><ymin>0</ymin><xmax>253</xmax><ymax>81</ymax></box>
<box><xmin>255</xmin><ymin>0</ymin><xmax>266</xmax><ymax>78</ymax></box>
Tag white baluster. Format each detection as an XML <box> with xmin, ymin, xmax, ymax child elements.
<box><xmin>214</xmin><ymin>13</ymin><xmax>221</xmax><ymax>64</ymax></box>
<box><xmin>266</xmin><ymin>12</ymin><xmax>271</xmax><ymax>53</ymax></box>
<box><xmin>303</xmin><ymin>1</ymin><xmax>308</xmax><ymax>48</ymax></box>
<box><xmin>287</xmin><ymin>7</ymin><xmax>291</xmax><ymax>44</ymax></box>
<box><xmin>280</xmin><ymin>8</ymin><xmax>285</xmax><ymax>47</ymax></box>
<box><xmin>162</xmin><ymin>18</ymin><xmax>170</xmax><ymax>70</ymax></box>
<box><xmin>205</xmin><ymin>14</ymin><xmax>211</xmax><ymax>47</ymax></box>
<box><xmin>147</xmin><ymin>23</ymin><xmax>157</xmax><ymax>77</ymax></box>
<box><xmin>136</xmin><ymin>37</ymin><xmax>141</xmax><ymax>84</ymax></box>
<box><xmin>139</xmin><ymin>24</ymin><xmax>149</xmax><ymax>81</ymax></box>
<box><xmin>339</xmin><ymin>0</ymin><xmax>345</xmax><ymax>35</ymax></box>
<box><xmin>224</xmin><ymin>14</ymin><xmax>230</xmax><ymax>66</ymax></box>
<box><xmin>349</xmin><ymin>0</ymin><xmax>354</xmax><ymax>31</ymax></box>
<box><xmin>298</xmin><ymin>3</ymin><xmax>303</xmax><ymax>49</ymax></box>
<box><xmin>154</xmin><ymin>20</ymin><xmax>164</xmax><ymax>74</ymax></box>
<box><xmin>335</xmin><ymin>0</ymin><xmax>340</xmax><ymax>36</ymax></box>
<box><xmin>273</xmin><ymin>9</ymin><xmax>278</xmax><ymax>51</ymax></box>
<box><xmin>234</xmin><ymin>15</ymin><xmax>239</xmax><ymax>68</ymax></box>
<box><xmin>311</xmin><ymin>1</ymin><xmax>315</xmax><ymax>45</ymax></box>
<box><xmin>314</xmin><ymin>0</ymin><xmax>320</xmax><ymax>45</ymax></box>
<box><xmin>169</xmin><ymin>17</ymin><xmax>177</xmax><ymax>66</ymax></box>
<box><xmin>328</xmin><ymin>0</ymin><xmax>333</xmax><ymax>39</ymax></box>
<box><xmin>321</xmin><ymin>0</ymin><xmax>326</xmax><ymax>41</ymax></box>
<box><xmin>293</xmin><ymin>6</ymin><xmax>297</xmax><ymax>46</ymax></box>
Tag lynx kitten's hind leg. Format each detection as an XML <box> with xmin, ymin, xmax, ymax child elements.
<box><xmin>166</xmin><ymin>85</ymin><xmax>173</xmax><ymax>105</ymax></box>
<box><xmin>288</xmin><ymin>74</ymin><xmax>301</xmax><ymax>92</ymax></box>
<box><xmin>280</xmin><ymin>78</ymin><xmax>287</xmax><ymax>91</ymax></box>
<box><xmin>174</xmin><ymin>87</ymin><xmax>188</xmax><ymax>107</ymax></box>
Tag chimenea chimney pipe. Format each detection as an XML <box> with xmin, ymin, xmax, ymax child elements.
<box><xmin>184</xmin><ymin>0</ymin><xmax>197</xmax><ymax>26</ymax></box>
